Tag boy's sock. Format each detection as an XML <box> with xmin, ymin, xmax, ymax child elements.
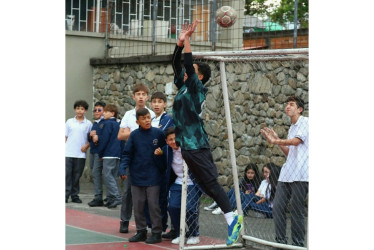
<box><xmin>224</xmin><ymin>211</ymin><xmax>234</xmax><ymax>225</ymax></box>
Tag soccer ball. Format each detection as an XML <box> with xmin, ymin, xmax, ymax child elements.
<box><xmin>215</xmin><ymin>6</ymin><xmax>237</xmax><ymax>28</ymax></box>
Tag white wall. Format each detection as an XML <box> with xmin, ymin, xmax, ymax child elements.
<box><xmin>65</xmin><ymin>31</ymin><xmax>105</xmax><ymax>121</ymax></box>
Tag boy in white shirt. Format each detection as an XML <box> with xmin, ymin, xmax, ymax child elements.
<box><xmin>261</xmin><ymin>96</ymin><xmax>309</xmax><ymax>247</ymax></box>
<box><xmin>65</xmin><ymin>100</ymin><xmax>92</xmax><ymax>203</ymax></box>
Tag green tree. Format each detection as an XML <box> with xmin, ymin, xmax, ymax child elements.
<box><xmin>270</xmin><ymin>0</ymin><xmax>308</xmax><ymax>28</ymax></box>
<box><xmin>245</xmin><ymin>0</ymin><xmax>309</xmax><ymax>29</ymax></box>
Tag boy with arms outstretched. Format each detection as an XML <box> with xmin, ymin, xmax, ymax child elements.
<box><xmin>171</xmin><ymin>20</ymin><xmax>243</xmax><ymax>246</ymax></box>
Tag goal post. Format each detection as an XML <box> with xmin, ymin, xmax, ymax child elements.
<box><xmin>176</xmin><ymin>48</ymin><xmax>308</xmax><ymax>250</ymax></box>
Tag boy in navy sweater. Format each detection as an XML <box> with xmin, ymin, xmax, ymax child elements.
<box><xmin>119</xmin><ymin>108</ymin><xmax>166</xmax><ymax>244</ymax></box>
<box><xmin>94</xmin><ymin>104</ymin><xmax>122</xmax><ymax>208</ymax></box>
<box><xmin>149</xmin><ymin>91</ymin><xmax>174</xmax><ymax>234</ymax></box>
<box><xmin>88</xmin><ymin>101</ymin><xmax>106</xmax><ymax>207</ymax></box>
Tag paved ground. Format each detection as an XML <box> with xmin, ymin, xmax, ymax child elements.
<box><xmin>66</xmin><ymin>182</ymin><xmax>306</xmax><ymax>249</ymax></box>
<box><xmin>66</xmin><ymin>182</ymin><xmax>254</xmax><ymax>250</ymax></box>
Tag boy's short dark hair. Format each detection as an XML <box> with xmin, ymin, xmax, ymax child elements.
<box><xmin>195</xmin><ymin>62</ymin><xmax>211</xmax><ymax>84</ymax></box>
<box><xmin>133</xmin><ymin>83</ymin><xmax>149</xmax><ymax>95</ymax></box>
<box><xmin>104</xmin><ymin>104</ymin><xmax>119</xmax><ymax>118</ymax></box>
<box><xmin>94</xmin><ymin>101</ymin><xmax>106</xmax><ymax>107</ymax></box>
<box><xmin>136</xmin><ymin>108</ymin><xmax>150</xmax><ymax>120</ymax></box>
<box><xmin>165</xmin><ymin>126</ymin><xmax>175</xmax><ymax>138</ymax></box>
<box><xmin>151</xmin><ymin>92</ymin><xmax>167</xmax><ymax>102</ymax></box>
<box><xmin>287</xmin><ymin>96</ymin><xmax>305</xmax><ymax>114</ymax></box>
<box><xmin>74</xmin><ymin>100</ymin><xmax>89</xmax><ymax>110</ymax></box>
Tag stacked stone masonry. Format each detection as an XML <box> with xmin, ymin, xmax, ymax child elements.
<box><xmin>92</xmin><ymin>59</ymin><xmax>308</xmax><ymax>191</ymax></box>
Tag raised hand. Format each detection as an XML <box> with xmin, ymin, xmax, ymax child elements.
<box><xmin>260</xmin><ymin>127</ymin><xmax>279</xmax><ymax>144</ymax></box>
<box><xmin>177</xmin><ymin>19</ymin><xmax>199</xmax><ymax>46</ymax></box>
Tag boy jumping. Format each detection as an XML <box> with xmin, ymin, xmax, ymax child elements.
<box><xmin>170</xmin><ymin>20</ymin><xmax>243</xmax><ymax>246</ymax></box>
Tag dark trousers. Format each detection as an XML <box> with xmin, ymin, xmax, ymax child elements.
<box><xmin>145</xmin><ymin>175</ymin><xmax>169</xmax><ymax>231</ymax></box>
<box><xmin>131</xmin><ymin>185</ymin><xmax>162</xmax><ymax>233</ymax></box>
<box><xmin>65</xmin><ymin>157</ymin><xmax>86</xmax><ymax>199</ymax></box>
<box><xmin>182</xmin><ymin>148</ymin><xmax>232</xmax><ymax>214</ymax></box>
<box><xmin>273</xmin><ymin>181</ymin><xmax>309</xmax><ymax>247</ymax></box>
<box><xmin>120</xmin><ymin>167</ymin><xmax>132</xmax><ymax>222</ymax></box>
<box><xmin>89</xmin><ymin>153</ymin><xmax>104</xmax><ymax>200</ymax></box>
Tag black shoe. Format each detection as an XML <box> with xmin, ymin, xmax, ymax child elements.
<box><xmin>88</xmin><ymin>199</ymin><xmax>104</xmax><ymax>207</ymax></box>
<box><xmin>72</xmin><ymin>197</ymin><xmax>82</xmax><ymax>203</ymax></box>
<box><xmin>120</xmin><ymin>221</ymin><xmax>129</xmax><ymax>233</ymax></box>
<box><xmin>107</xmin><ymin>199</ymin><xmax>121</xmax><ymax>208</ymax></box>
<box><xmin>129</xmin><ymin>230</ymin><xmax>147</xmax><ymax>242</ymax></box>
<box><xmin>162</xmin><ymin>229</ymin><xmax>177</xmax><ymax>239</ymax></box>
<box><xmin>146</xmin><ymin>233</ymin><xmax>162</xmax><ymax>244</ymax></box>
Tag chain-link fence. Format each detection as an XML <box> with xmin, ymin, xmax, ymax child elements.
<box><xmin>174</xmin><ymin>50</ymin><xmax>308</xmax><ymax>249</ymax></box>
<box><xmin>66</xmin><ymin>0</ymin><xmax>308</xmax><ymax>57</ymax></box>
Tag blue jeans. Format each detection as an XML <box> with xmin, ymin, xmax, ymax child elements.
<box><xmin>227</xmin><ymin>189</ymin><xmax>272</xmax><ymax>217</ymax></box>
<box><xmin>244</xmin><ymin>194</ymin><xmax>273</xmax><ymax>218</ymax></box>
<box><xmin>168</xmin><ymin>183</ymin><xmax>202</xmax><ymax>237</ymax></box>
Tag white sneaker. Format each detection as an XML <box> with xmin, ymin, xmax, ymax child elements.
<box><xmin>171</xmin><ymin>237</ymin><xmax>180</xmax><ymax>244</ymax></box>
<box><xmin>187</xmin><ymin>236</ymin><xmax>200</xmax><ymax>245</ymax></box>
<box><xmin>212</xmin><ymin>207</ymin><xmax>222</xmax><ymax>215</ymax></box>
<box><xmin>204</xmin><ymin>201</ymin><xmax>217</xmax><ymax>211</ymax></box>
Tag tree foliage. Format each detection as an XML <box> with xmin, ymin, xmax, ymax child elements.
<box><xmin>245</xmin><ymin>0</ymin><xmax>309</xmax><ymax>29</ymax></box>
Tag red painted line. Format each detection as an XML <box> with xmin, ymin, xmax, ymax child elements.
<box><xmin>66</xmin><ymin>208</ymin><xmax>225</xmax><ymax>249</ymax></box>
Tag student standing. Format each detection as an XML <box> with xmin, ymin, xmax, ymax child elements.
<box><xmin>88</xmin><ymin>101</ymin><xmax>106</xmax><ymax>207</ymax></box>
<box><xmin>119</xmin><ymin>108</ymin><xmax>166</xmax><ymax>244</ymax></box>
<box><xmin>65</xmin><ymin>100</ymin><xmax>92</xmax><ymax>203</ymax></box>
<box><xmin>261</xmin><ymin>96</ymin><xmax>309</xmax><ymax>247</ymax></box>
<box><xmin>117</xmin><ymin>83</ymin><xmax>156</xmax><ymax>233</ymax></box>
<box><xmin>94</xmin><ymin>104</ymin><xmax>122</xmax><ymax>208</ymax></box>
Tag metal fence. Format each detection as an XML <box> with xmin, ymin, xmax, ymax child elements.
<box><xmin>66</xmin><ymin>0</ymin><xmax>308</xmax><ymax>58</ymax></box>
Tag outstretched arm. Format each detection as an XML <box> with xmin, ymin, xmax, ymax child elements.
<box><xmin>183</xmin><ymin>19</ymin><xmax>198</xmax><ymax>54</ymax></box>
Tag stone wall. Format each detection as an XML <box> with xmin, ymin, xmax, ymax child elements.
<box><xmin>91</xmin><ymin>58</ymin><xmax>308</xmax><ymax>190</ymax></box>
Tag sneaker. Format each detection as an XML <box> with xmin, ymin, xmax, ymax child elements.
<box><xmin>187</xmin><ymin>236</ymin><xmax>200</xmax><ymax>245</ymax></box>
<box><xmin>226</xmin><ymin>214</ymin><xmax>243</xmax><ymax>246</ymax></box>
<box><xmin>88</xmin><ymin>199</ymin><xmax>104</xmax><ymax>207</ymax></box>
<box><xmin>212</xmin><ymin>207</ymin><xmax>222</xmax><ymax>215</ymax></box>
<box><xmin>129</xmin><ymin>230</ymin><xmax>147</xmax><ymax>242</ymax></box>
<box><xmin>145</xmin><ymin>233</ymin><xmax>162</xmax><ymax>244</ymax></box>
<box><xmin>204</xmin><ymin>201</ymin><xmax>217</xmax><ymax>211</ymax></box>
<box><xmin>162</xmin><ymin>229</ymin><xmax>177</xmax><ymax>239</ymax></box>
<box><xmin>119</xmin><ymin>220</ymin><xmax>129</xmax><ymax>233</ymax></box>
<box><xmin>171</xmin><ymin>237</ymin><xmax>180</xmax><ymax>244</ymax></box>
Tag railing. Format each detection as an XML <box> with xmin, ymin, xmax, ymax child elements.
<box><xmin>66</xmin><ymin>0</ymin><xmax>308</xmax><ymax>57</ymax></box>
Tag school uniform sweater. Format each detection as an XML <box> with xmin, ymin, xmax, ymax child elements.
<box><xmin>96</xmin><ymin>118</ymin><xmax>121</xmax><ymax>158</ymax></box>
<box><xmin>119</xmin><ymin>126</ymin><xmax>166</xmax><ymax>186</ymax></box>
<box><xmin>89</xmin><ymin>117</ymin><xmax>105</xmax><ymax>155</ymax></box>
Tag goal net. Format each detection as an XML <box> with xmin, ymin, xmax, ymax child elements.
<box><xmin>176</xmin><ymin>48</ymin><xmax>309</xmax><ymax>250</ymax></box>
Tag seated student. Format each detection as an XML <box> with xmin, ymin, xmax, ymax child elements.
<box><xmin>242</xmin><ymin>163</ymin><xmax>281</xmax><ymax>218</ymax></box>
<box><xmin>211</xmin><ymin>163</ymin><xmax>262</xmax><ymax>215</ymax></box>
<box><xmin>154</xmin><ymin>126</ymin><xmax>202</xmax><ymax>245</ymax></box>
<box><xmin>118</xmin><ymin>108</ymin><xmax>166</xmax><ymax>244</ymax></box>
